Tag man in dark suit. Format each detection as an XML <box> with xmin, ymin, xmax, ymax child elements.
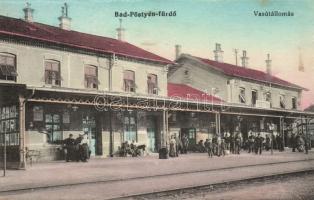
<box><xmin>64</xmin><ymin>134</ymin><xmax>75</xmax><ymax>162</ymax></box>
<box><xmin>255</xmin><ymin>133</ymin><xmax>264</xmax><ymax>155</ymax></box>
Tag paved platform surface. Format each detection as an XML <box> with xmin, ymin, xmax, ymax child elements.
<box><xmin>0</xmin><ymin>150</ymin><xmax>313</xmax><ymax>199</ymax></box>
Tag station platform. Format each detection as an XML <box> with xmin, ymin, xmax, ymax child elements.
<box><xmin>0</xmin><ymin>150</ymin><xmax>314</xmax><ymax>199</ymax></box>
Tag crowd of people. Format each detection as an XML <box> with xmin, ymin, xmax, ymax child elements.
<box><xmin>63</xmin><ymin>131</ymin><xmax>310</xmax><ymax>161</ymax></box>
<box><xmin>168</xmin><ymin>131</ymin><xmax>310</xmax><ymax>158</ymax></box>
<box><xmin>119</xmin><ymin>140</ymin><xmax>146</xmax><ymax>157</ymax></box>
<box><xmin>63</xmin><ymin>133</ymin><xmax>90</xmax><ymax>162</ymax></box>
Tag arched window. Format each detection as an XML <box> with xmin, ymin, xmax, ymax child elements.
<box><xmin>147</xmin><ymin>73</ymin><xmax>158</xmax><ymax>94</ymax></box>
<box><xmin>84</xmin><ymin>65</ymin><xmax>99</xmax><ymax>89</ymax></box>
<box><xmin>45</xmin><ymin>60</ymin><xmax>61</xmax><ymax>86</ymax></box>
<box><xmin>123</xmin><ymin>70</ymin><xmax>135</xmax><ymax>92</ymax></box>
<box><xmin>0</xmin><ymin>53</ymin><xmax>17</xmax><ymax>81</ymax></box>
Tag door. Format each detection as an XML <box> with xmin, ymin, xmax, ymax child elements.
<box><xmin>45</xmin><ymin>113</ymin><xmax>62</xmax><ymax>143</ymax></box>
<box><xmin>124</xmin><ymin>112</ymin><xmax>137</xmax><ymax>142</ymax></box>
<box><xmin>181</xmin><ymin>128</ymin><xmax>196</xmax><ymax>149</ymax></box>
<box><xmin>82</xmin><ymin>115</ymin><xmax>96</xmax><ymax>156</ymax></box>
<box><xmin>147</xmin><ymin>116</ymin><xmax>157</xmax><ymax>152</ymax></box>
<box><xmin>147</xmin><ymin>128</ymin><xmax>156</xmax><ymax>152</ymax></box>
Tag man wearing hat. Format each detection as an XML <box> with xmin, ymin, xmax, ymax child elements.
<box><xmin>63</xmin><ymin>134</ymin><xmax>75</xmax><ymax>162</ymax></box>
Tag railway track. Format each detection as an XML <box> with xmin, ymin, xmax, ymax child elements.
<box><xmin>1</xmin><ymin>158</ymin><xmax>314</xmax><ymax>197</ymax></box>
<box><xmin>119</xmin><ymin>169</ymin><xmax>314</xmax><ymax>200</ymax></box>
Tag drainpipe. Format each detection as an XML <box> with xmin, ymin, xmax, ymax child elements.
<box><xmin>19</xmin><ymin>89</ymin><xmax>35</xmax><ymax>169</ymax></box>
<box><xmin>108</xmin><ymin>53</ymin><xmax>115</xmax><ymax>156</ymax></box>
<box><xmin>109</xmin><ymin>53</ymin><xmax>115</xmax><ymax>92</ymax></box>
<box><xmin>109</xmin><ymin>109</ymin><xmax>113</xmax><ymax>157</ymax></box>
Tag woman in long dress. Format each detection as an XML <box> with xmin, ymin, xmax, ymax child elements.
<box><xmin>169</xmin><ymin>135</ymin><xmax>177</xmax><ymax>157</ymax></box>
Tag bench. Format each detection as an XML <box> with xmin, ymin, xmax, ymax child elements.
<box><xmin>26</xmin><ymin>149</ymin><xmax>41</xmax><ymax>166</ymax></box>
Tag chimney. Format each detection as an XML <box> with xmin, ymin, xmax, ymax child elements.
<box><xmin>298</xmin><ymin>48</ymin><xmax>304</xmax><ymax>72</ymax></box>
<box><xmin>265</xmin><ymin>53</ymin><xmax>272</xmax><ymax>75</ymax></box>
<box><xmin>213</xmin><ymin>43</ymin><xmax>223</xmax><ymax>62</ymax></box>
<box><xmin>241</xmin><ymin>50</ymin><xmax>249</xmax><ymax>67</ymax></box>
<box><xmin>175</xmin><ymin>44</ymin><xmax>181</xmax><ymax>59</ymax></box>
<box><xmin>23</xmin><ymin>2</ymin><xmax>34</xmax><ymax>22</ymax></box>
<box><xmin>58</xmin><ymin>3</ymin><xmax>71</xmax><ymax>30</ymax></box>
<box><xmin>116</xmin><ymin>19</ymin><xmax>125</xmax><ymax>41</ymax></box>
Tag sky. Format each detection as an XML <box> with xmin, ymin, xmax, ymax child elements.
<box><xmin>0</xmin><ymin>0</ymin><xmax>313</xmax><ymax>109</ymax></box>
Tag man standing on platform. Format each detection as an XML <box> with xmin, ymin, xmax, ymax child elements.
<box><xmin>248</xmin><ymin>132</ymin><xmax>255</xmax><ymax>153</ymax></box>
<box><xmin>208</xmin><ymin>139</ymin><xmax>214</xmax><ymax>158</ymax></box>
<box><xmin>235</xmin><ymin>134</ymin><xmax>241</xmax><ymax>154</ymax></box>
<box><xmin>174</xmin><ymin>135</ymin><xmax>181</xmax><ymax>156</ymax></box>
<box><xmin>63</xmin><ymin>134</ymin><xmax>75</xmax><ymax>162</ymax></box>
<box><xmin>181</xmin><ymin>134</ymin><xmax>189</xmax><ymax>154</ymax></box>
<box><xmin>255</xmin><ymin>133</ymin><xmax>263</xmax><ymax>155</ymax></box>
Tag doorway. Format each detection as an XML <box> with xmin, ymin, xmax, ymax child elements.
<box><xmin>181</xmin><ymin>128</ymin><xmax>196</xmax><ymax>149</ymax></box>
<box><xmin>82</xmin><ymin>115</ymin><xmax>97</xmax><ymax>156</ymax></box>
<box><xmin>147</xmin><ymin>116</ymin><xmax>157</xmax><ymax>152</ymax></box>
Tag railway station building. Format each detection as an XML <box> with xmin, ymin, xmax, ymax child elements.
<box><xmin>0</xmin><ymin>5</ymin><xmax>314</xmax><ymax>169</ymax></box>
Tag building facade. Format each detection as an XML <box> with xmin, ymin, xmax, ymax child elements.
<box><xmin>167</xmin><ymin>53</ymin><xmax>310</xmax><ymax>146</ymax></box>
<box><xmin>0</xmin><ymin>12</ymin><xmax>172</xmax><ymax>167</ymax></box>
<box><xmin>1</xmin><ymin>6</ymin><xmax>314</xmax><ymax>169</ymax></box>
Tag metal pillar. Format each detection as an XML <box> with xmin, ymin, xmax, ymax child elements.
<box><xmin>281</xmin><ymin>117</ymin><xmax>285</xmax><ymax>148</ymax></box>
<box><xmin>270</xmin><ymin>122</ymin><xmax>274</xmax><ymax>155</ymax></box>
<box><xmin>19</xmin><ymin>95</ymin><xmax>26</xmax><ymax>169</ymax></box>
<box><xmin>166</xmin><ymin>110</ymin><xmax>169</xmax><ymax>148</ymax></box>
<box><xmin>215</xmin><ymin>113</ymin><xmax>218</xmax><ymax>135</ymax></box>
<box><xmin>109</xmin><ymin>110</ymin><xmax>113</xmax><ymax>157</ymax></box>
<box><xmin>3</xmin><ymin>121</ymin><xmax>6</xmax><ymax>177</ymax></box>
<box><xmin>305</xmin><ymin>117</ymin><xmax>309</xmax><ymax>154</ymax></box>
<box><xmin>162</xmin><ymin>110</ymin><xmax>166</xmax><ymax>148</ymax></box>
<box><xmin>218</xmin><ymin>113</ymin><xmax>221</xmax><ymax>155</ymax></box>
<box><xmin>218</xmin><ymin>113</ymin><xmax>221</xmax><ymax>137</ymax></box>
<box><xmin>161</xmin><ymin>109</ymin><xmax>169</xmax><ymax>149</ymax></box>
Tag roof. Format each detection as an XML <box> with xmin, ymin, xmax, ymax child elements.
<box><xmin>0</xmin><ymin>15</ymin><xmax>172</xmax><ymax>65</ymax></box>
<box><xmin>188</xmin><ymin>55</ymin><xmax>305</xmax><ymax>90</ymax></box>
<box><xmin>168</xmin><ymin>83</ymin><xmax>223</xmax><ymax>103</ymax></box>
<box><xmin>304</xmin><ymin>104</ymin><xmax>314</xmax><ymax>112</ymax></box>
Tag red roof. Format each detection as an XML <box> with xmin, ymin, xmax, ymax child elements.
<box><xmin>0</xmin><ymin>16</ymin><xmax>172</xmax><ymax>65</ymax></box>
<box><xmin>193</xmin><ymin>56</ymin><xmax>305</xmax><ymax>90</ymax></box>
<box><xmin>168</xmin><ymin>83</ymin><xmax>223</xmax><ymax>103</ymax></box>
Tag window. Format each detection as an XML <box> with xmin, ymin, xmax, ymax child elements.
<box><xmin>239</xmin><ymin>87</ymin><xmax>246</xmax><ymax>103</ymax></box>
<box><xmin>45</xmin><ymin>60</ymin><xmax>61</xmax><ymax>86</ymax></box>
<box><xmin>0</xmin><ymin>106</ymin><xmax>19</xmax><ymax>146</ymax></box>
<box><xmin>123</xmin><ymin>70</ymin><xmax>135</xmax><ymax>92</ymax></box>
<box><xmin>251</xmin><ymin>90</ymin><xmax>257</xmax><ymax>106</ymax></box>
<box><xmin>45</xmin><ymin>113</ymin><xmax>62</xmax><ymax>143</ymax></box>
<box><xmin>124</xmin><ymin>111</ymin><xmax>137</xmax><ymax>142</ymax></box>
<box><xmin>147</xmin><ymin>74</ymin><xmax>158</xmax><ymax>94</ymax></box>
<box><xmin>265</xmin><ymin>92</ymin><xmax>271</xmax><ymax>102</ymax></box>
<box><xmin>280</xmin><ymin>95</ymin><xmax>286</xmax><ymax>109</ymax></box>
<box><xmin>84</xmin><ymin>65</ymin><xmax>99</xmax><ymax>89</ymax></box>
<box><xmin>0</xmin><ymin>53</ymin><xmax>17</xmax><ymax>81</ymax></box>
<box><xmin>292</xmin><ymin>97</ymin><xmax>297</xmax><ymax>109</ymax></box>
<box><xmin>265</xmin><ymin>92</ymin><xmax>272</xmax><ymax>107</ymax></box>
